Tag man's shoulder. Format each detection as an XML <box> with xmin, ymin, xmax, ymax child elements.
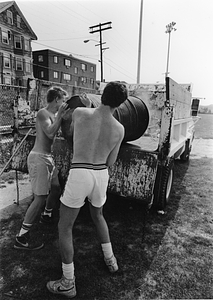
<box><xmin>114</xmin><ymin>119</ymin><xmax>125</xmax><ymax>136</ymax></box>
<box><xmin>38</xmin><ymin>107</ymin><xmax>50</xmax><ymax>116</ymax></box>
<box><xmin>37</xmin><ymin>107</ymin><xmax>47</xmax><ymax>114</ymax></box>
<box><xmin>74</xmin><ymin>107</ymin><xmax>94</xmax><ymax>116</ymax></box>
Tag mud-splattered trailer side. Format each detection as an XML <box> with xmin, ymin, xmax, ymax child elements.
<box><xmin>11</xmin><ymin>77</ymin><xmax>199</xmax><ymax>210</ymax></box>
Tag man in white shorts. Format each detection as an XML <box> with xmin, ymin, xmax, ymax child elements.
<box><xmin>14</xmin><ymin>86</ymin><xmax>69</xmax><ymax>250</ymax></box>
<box><xmin>47</xmin><ymin>82</ymin><xmax>128</xmax><ymax>298</ymax></box>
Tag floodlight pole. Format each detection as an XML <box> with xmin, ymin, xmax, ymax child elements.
<box><xmin>165</xmin><ymin>22</ymin><xmax>177</xmax><ymax>78</ymax></box>
<box><xmin>137</xmin><ymin>0</ymin><xmax>143</xmax><ymax>84</ymax></box>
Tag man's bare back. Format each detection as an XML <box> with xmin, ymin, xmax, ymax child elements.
<box><xmin>72</xmin><ymin>105</ymin><xmax>124</xmax><ymax>167</ymax></box>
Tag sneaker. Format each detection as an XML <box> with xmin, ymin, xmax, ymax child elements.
<box><xmin>39</xmin><ymin>213</ymin><xmax>54</xmax><ymax>224</ymax></box>
<box><xmin>47</xmin><ymin>276</ymin><xmax>76</xmax><ymax>298</ymax></box>
<box><xmin>14</xmin><ymin>232</ymin><xmax>44</xmax><ymax>250</ymax></box>
<box><xmin>104</xmin><ymin>255</ymin><xmax>118</xmax><ymax>273</ymax></box>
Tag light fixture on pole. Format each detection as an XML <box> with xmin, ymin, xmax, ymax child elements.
<box><xmin>84</xmin><ymin>39</ymin><xmax>109</xmax><ymax>82</ymax></box>
<box><xmin>165</xmin><ymin>22</ymin><xmax>177</xmax><ymax>78</ymax></box>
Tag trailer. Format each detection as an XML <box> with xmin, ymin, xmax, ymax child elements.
<box><xmin>11</xmin><ymin>77</ymin><xmax>199</xmax><ymax>210</ymax></box>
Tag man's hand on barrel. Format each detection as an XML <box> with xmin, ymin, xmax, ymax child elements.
<box><xmin>58</xmin><ymin>102</ymin><xmax>71</xmax><ymax>120</ymax></box>
<box><xmin>79</xmin><ymin>93</ymin><xmax>91</xmax><ymax>108</ymax></box>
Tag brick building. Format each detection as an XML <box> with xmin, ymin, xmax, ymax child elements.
<box><xmin>0</xmin><ymin>1</ymin><xmax>37</xmax><ymax>86</ymax></box>
<box><xmin>33</xmin><ymin>49</ymin><xmax>96</xmax><ymax>89</ymax></box>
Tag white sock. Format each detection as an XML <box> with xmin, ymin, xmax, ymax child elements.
<box><xmin>19</xmin><ymin>223</ymin><xmax>32</xmax><ymax>236</ymax></box>
<box><xmin>101</xmin><ymin>242</ymin><xmax>113</xmax><ymax>259</ymax></box>
<box><xmin>62</xmin><ymin>262</ymin><xmax>74</xmax><ymax>280</ymax></box>
<box><xmin>43</xmin><ymin>208</ymin><xmax>53</xmax><ymax>217</ymax></box>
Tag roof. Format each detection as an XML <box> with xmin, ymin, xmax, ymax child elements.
<box><xmin>0</xmin><ymin>1</ymin><xmax>37</xmax><ymax>40</ymax></box>
<box><xmin>33</xmin><ymin>49</ymin><xmax>96</xmax><ymax>66</ymax></box>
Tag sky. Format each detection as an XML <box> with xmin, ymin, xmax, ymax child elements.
<box><xmin>4</xmin><ymin>0</ymin><xmax>213</xmax><ymax>105</ymax></box>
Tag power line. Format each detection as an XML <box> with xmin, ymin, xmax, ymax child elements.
<box><xmin>104</xmin><ymin>60</ymin><xmax>136</xmax><ymax>82</ymax></box>
<box><xmin>48</xmin><ymin>0</ymin><xmax>93</xmax><ymax>24</ymax></box>
<box><xmin>104</xmin><ymin>57</ymin><xmax>136</xmax><ymax>80</ymax></box>
<box><xmin>32</xmin><ymin>41</ymin><xmax>98</xmax><ymax>61</ymax></box>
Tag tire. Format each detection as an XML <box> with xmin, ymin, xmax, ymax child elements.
<box><xmin>153</xmin><ymin>158</ymin><xmax>174</xmax><ymax>211</ymax></box>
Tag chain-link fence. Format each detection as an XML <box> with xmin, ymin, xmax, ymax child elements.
<box><xmin>0</xmin><ymin>84</ymin><xmax>27</xmax><ymax>171</ymax></box>
<box><xmin>0</xmin><ymin>80</ymin><xmax>96</xmax><ymax>175</ymax></box>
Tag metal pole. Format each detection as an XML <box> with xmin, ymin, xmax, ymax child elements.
<box><xmin>165</xmin><ymin>22</ymin><xmax>177</xmax><ymax>78</ymax></box>
<box><xmin>99</xmin><ymin>24</ymin><xmax>103</xmax><ymax>82</ymax></box>
<box><xmin>165</xmin><ymin>31</ymin><xmax>171</xmax><ymax>78</ymax></box>
<box><xmin>137</xmin><ymin>0</ymin><xmax>143</xmax><ymax>83</ymax></box>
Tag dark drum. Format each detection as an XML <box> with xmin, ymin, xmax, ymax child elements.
<box><xmin>61</xmin><ymin>94</ymin><xmax>149</xmax><ymax>143</ymax></box>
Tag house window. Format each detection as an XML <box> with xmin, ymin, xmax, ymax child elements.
<box><xmin>64</xmin><ymin>59</ymin><xmax>71</xmax><ymax>67</ymax></box>
<box><xmin>17</xmin><ymin>15</ymin><xmax>21</xmax><ymax>28</ymax></box>
<box><xmin>7</xmin><ymin>10</ymin><xmax>13</xmax><ymax>25</ymax></box>
<box><xmin>2</xmin><ymin>31</ymin><xmax>9</xmax><ymax>44</ymax></box>
<box><xmin>53</xmin><ymin>56</ymin><xmax>58</xmax><ymax>63</ymax></box>
<box><xmin>24</xmin><ymin>39</ymin><xmax>30</xmax><ymax>51</ymax></box>
<box><xmin>81</xmin><ymin>64</ymin><xmax>87</xmax><ymax>71</ymax></box>
<box><xmin>14</xmin><ymin>36</ymin><xmax>22</xmax><ymax>49</ymax></box>
<box><xmin>38</xmin><ymin>55</ymin><xmax>43</xmax><ymax>62</ymax></box>
<box><xmin>63</xmin><ymin>73</ymin><xmax>71</xmax><ymax>81</ymax></box>
<box><xmin>16</xmin><ymin>58</ymin><xmax>23</xmax><ymax>71</ymax></box>
<box><xmin>53</xmin><ymin>71</ymin><xmax>59</xmax><ymax>79</ymax></box>
<box><xmin>4</xmin><ymin>77</ymin><xmax>11</xmax><ymax>85</ymax></box>
<box><xmin>81</xmin><ymin>77</ymin><xmax>87</xmax><ymax>83</ymax></box>
<box><xmin>90</xmin><ymin>78</ymin><xmax>94</xmax><ymax>84</ymax></box>
<box><xmin>40</xmin><ymin>71</ymin><xmax>44</xmax><ymax>78</ymax></box>
<box><xmin>25</xmin><ymin>61</ymin><xmax>31</xmax><ymax>73</ymax></box>
<box><xmin>4</xmin><ymin>57</ymin><xmax>10</xmax><ymax>68</ymax></box>
<box><xmin>74</xmin><ymin>67</ymin><xmax>78</xmax><ymax>74</ymax></box>
<box><xmin>90</xmin><ymin>66</ymin><xmax>94</xmax><ymax>72</ymax></box>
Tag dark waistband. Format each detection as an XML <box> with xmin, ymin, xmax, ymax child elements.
<box><xmin>70</xmin><ymin>163</ymin><xmax>107</xmax><ymax>170</ymax></box>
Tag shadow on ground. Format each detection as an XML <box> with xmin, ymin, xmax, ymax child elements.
<box><xmin>0</xmin><ymin>160</ymin><xmax>189</xmax><ymax>300</ymax></box>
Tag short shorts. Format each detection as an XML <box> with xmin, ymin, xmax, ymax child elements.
<box><xmin>27</xmin><ymin>151</ymin><xmax>58</xmax><ymax>196</ymax></box>
<box><xmin>60</xmin><ymin>163</ymin><xmax>109</xmax><ymax>208</ymax></box>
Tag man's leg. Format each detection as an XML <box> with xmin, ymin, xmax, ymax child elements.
<box><xmin>58</xmin><ymin>203</ymin><xmax>80</xmax><ymax>264</ymax></box>
<box><xmin>14</xmin><ymin>194</ymin><xmax>46</xmax><ymax>250</ymax></box>
<box><xmin>89</xmin><ymin>204</ymin><xmax>110</xmax><ymax>243</ymax></box>
<box><xmin>46</xmin><ymin>203</ymin><xmax>80</xmax><ymax>297</ymax></box>
<box><xmin>89</xmin><ymin>203</ymin><xmax>118</xmax><ymax>272</ymax></box>
<box><xmin>40</xmin><ymin>175</ymin><xmax>61</xmax><ymax>223</ymax></box>
<box><xmin>24</xmin><ymin>194</ymin><xmax>46</xmax><ymax>225</ymax></box>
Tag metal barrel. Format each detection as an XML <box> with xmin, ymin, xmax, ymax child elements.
<box><xmin>61</xmin><ymin>94</ymin><xmax>149</xmax><ymax>143</ymax></box>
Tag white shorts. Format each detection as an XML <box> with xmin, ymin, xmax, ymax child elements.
<box><xmin>60</xmin><ymin>163</ymin><xmax>109</xmax><ymax>208</ymax></box>
<box><xmin>27</xmin><ymin>151</ymin><xmax>58</xmax><ymax>196</ymax></box>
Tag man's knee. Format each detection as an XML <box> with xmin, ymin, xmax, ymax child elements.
<box><xmin>90</xmin><ymin>208</ymin><xmax>104</xmax><ymax>224</ymax></box>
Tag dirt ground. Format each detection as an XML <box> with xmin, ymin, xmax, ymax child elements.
<box><xmin>0</xmin><ymin>136</ymin><xmax>213</xmax><ymax>300</ymax></box>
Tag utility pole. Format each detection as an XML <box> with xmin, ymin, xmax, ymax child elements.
<box><xmin>89</xmin><ymin>21</ymin><xmax>112</xmax><ymax>82</ymax></box>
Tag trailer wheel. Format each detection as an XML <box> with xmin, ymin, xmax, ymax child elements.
<box><xmin>180</xmin><ymin>139</ymin><xmax>191</xmax><ymax>162</ymax></box>
<box><xmin>154</xmin><ymin>158</ymin><xmax>174</xmax><ymax>210</ymax></box>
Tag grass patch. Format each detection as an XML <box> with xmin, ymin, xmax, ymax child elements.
<box><xmin>0</xmin><ymin>158</ymin><xmax>213</xmax><ymax>299</ymax></box>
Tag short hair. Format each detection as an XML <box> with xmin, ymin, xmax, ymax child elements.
<box><xmin>101</xmin><ymin>82</ymin><xmax>128</xmax><ymax>108</ymax></box>
<box><xmin>46</xmin><ymin>86</ymin><xmax>68</xmax><ymax>103</ymax></box>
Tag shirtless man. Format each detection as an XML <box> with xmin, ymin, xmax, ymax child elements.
<box><xmin>14</xmin><ymin>86</ymin><xmax>69</xmax><ymax>250</ymax></box>
<box><xmin>47</xmin><ymin>82</ymin><xmax>128</xmax><ymax>298</ymax></box>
